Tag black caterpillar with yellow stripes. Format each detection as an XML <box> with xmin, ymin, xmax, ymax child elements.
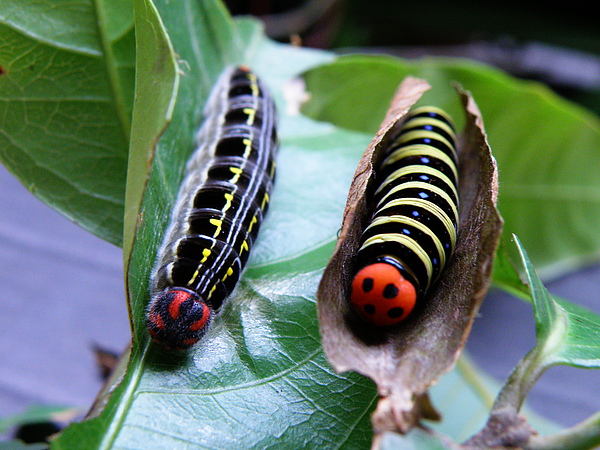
<box><xmin>350</xmin><ymin>106</ymin><xmax>459</xmax><ymax>326</ymax></box>
<box><xmin>147</xmin><ymin>66</ymin><xmax>278</xmax><ymax>350</ymax></box>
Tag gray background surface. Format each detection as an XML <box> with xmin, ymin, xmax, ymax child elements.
<box><xmin>0</xmin><ymin>161</ymin><xmax>599</xmax><ymax>436</ymax></box>
<box><xmin>0</xmin><ymin>164</ymin><xmax>130</xmax><ymax>423</ymax></box>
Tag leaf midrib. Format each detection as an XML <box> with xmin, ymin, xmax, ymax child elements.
<box><xmin>135</xmin><ymin>347</ymin><xmax>323</xmax><ymax>397</ymax></box>
<box><xmin>91</xmin><ymin>0</ymin><xmax>132</xmax><ymax>147</ymax></box>
<box><xmin>97</xmin><ymin>344</ymin><xmax>151</xmax><ymax>450</ymax></box>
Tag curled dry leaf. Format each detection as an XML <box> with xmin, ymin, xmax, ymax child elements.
<box><xmin>316</xmin><ymin>77</ymin><xmax>503</xmax><ymax>437</ymax></box>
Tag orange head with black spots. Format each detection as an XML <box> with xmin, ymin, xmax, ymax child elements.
<box><xmin>147</xmin><ymin>287</ymin><xmax>212</xmax><ymax>350</ymax></box>
<box><xmin>350</xmin><ymin>262</ymin><xmax>417</xmax><ymax>326</ymax></box>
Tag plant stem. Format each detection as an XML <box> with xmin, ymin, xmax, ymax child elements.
<box><xmin>462</xmin><ymin>347</ymin><xmax>547</xmax><ymax>448</ymax></box>
<box><xmin>491</xmin><ymin>345</ymin><xmax>549</xmax><ymax>415</ymax></box>
<box><xmin>526</xmin><ymin>410</ymin><xmax>600</xmax><ymax>450</ymax></box>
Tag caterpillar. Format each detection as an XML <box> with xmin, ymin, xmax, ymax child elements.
<box><xmin>350</xmin><ymin>106</ymin><xmax>459</xmax><ymax>326</ymax></box>
<box><xmin>147</xmin><ymin>66</ymin><xmax>278</xmax><ymax>350</ymax></box>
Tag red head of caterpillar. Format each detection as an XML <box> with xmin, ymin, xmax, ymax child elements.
<box><xmin>350</xmin><ymin>262</ymin><xmax>417</xmax><ymax>326</ymax></box>
<box><xmin>147</xmin><ymin>288</ymin><xmax>212</xmax><ymax>350</ymax></box>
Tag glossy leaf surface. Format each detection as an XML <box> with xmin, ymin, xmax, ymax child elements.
<box><xmin>0</xmin><ymin>0</ymin><xmax>134</xmax><ymax>245</ymax></box>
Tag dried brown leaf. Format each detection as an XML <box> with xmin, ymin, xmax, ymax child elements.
<box><xmin>317</xmin><ymin>77</ymin><xmax>503</xmax><ymax>437</ymax></box>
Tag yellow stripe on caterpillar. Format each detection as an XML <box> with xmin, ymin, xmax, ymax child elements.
<box><xmin>376</xmin><ymin>197</ymin><xmax>457</xmax><ymax>248</ymax></box>
<box><xmin>375</xmin><ymin>164</ymin><xmax>458</xmax><ymax>200</ymax></box>
<box><xmin>364</xmin><ymin>214</ymin><xmax>447</xmax><ymax>269</ymax></box>
<box><xmin>381</xmin><ymin>144</ymin><xmax>458</xmax><ymax>181</ymax></box>
<box><xmin>393</xmin><ymin>129</ymin><xmax>456</xmax><ymax>158</ymax></box>
<box><xmin>401</xmin><ymin>117</ymin><xmax>456</xmax><ymax>141</ymax></box>
<box><xmin>376</xmin><ymin>181</ymin><xmax>459</xmax><ymax>225</ymax></box>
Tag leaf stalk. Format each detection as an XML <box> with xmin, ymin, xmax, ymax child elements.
<box><xmin>526</xmin><ymin>410</ymin><xmax>600</xmax><ymax>450</ymax></box>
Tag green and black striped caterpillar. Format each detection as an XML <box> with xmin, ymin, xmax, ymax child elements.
<box><xmin>350</xmin><ymin>106</ymin><xmax>459</xmax><ymax>326</ymax></box>
<box><xmin>147</xmin><ymin>66</ymin><xmax>278</xmax><ymax>350</ymax></box>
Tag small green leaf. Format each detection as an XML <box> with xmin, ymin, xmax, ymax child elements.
<box><xmin>0</xmin><ymin>0</ymin><xmax>135</xmax><ymax>245</ymax></box>
<box><xmin>515</xmin><ymin>236</ymin><xmax>600</xmax><ymax>368</ymax></box>
<box><xmin>491</xmin><ymin>238</ymin><xmax>531</xmax><ymax>301</ymax></box>
<box><xmin>553</xmin><ymin>298</ymin><xmax>600</xmax><ymax>367</ymax></box>
<box><xmin>488</xmin><ymin>235</ymin><xmax>600</xmax><ymax>415</ymax></box>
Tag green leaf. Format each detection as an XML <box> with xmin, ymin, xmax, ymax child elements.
<box><xmin>515</xmin><ymin>236</ymin><xmax>600</xmax><ymax>368</ymax></box>
<box><xmin>0</xmin><ymin>0</ymin><xmax>135</xmax><ymax>246</ymax></box>
<box><xmin>302</xmin><ymin>56</ymin><xmax>600</xmax><ymax>278</ymax></box>
<box><xmin>491</xmin><ymin>238</ymin><xmax>531</xmax><ymax>301</ymax></box>
<box><xmin>490</xmin><ymin>235</ymin><xmax>600</xmax><ymax>417</ymax></box>
<box><xmin>476</xmin><ymin>237</ymin><xmax>600</xmax><ymax>448</ymax></box>
<box><xmin>122</xmin><ymin>0</ymin><xmax>179</xmax><ymax>269</ymax></box>
<box><xmin>552</xmin><ymin>298</ymin><xmax>600</xmax><ymax>367</ymax></box>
